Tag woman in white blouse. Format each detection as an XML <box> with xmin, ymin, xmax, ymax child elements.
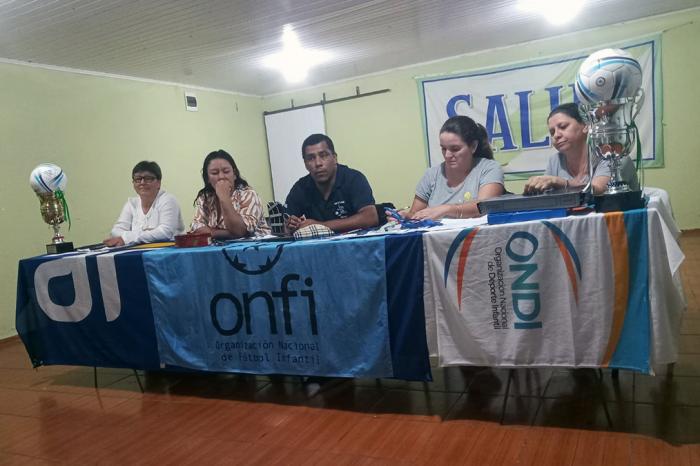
<box><xmin>103</xmin><ymin>161</ymin><xmax>185</xmax><ymax>246</ymax></box>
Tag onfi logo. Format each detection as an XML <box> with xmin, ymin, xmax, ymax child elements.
<box><xmin>222</xmin><ymin>243</ymin><xmax>285</xmax><ymax>275</ymax></box>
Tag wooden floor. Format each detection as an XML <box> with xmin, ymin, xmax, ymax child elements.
<box><xmin>1</xmin><ymin>232</ymin><xmax>700</xmax><ymax>465</ymax></box>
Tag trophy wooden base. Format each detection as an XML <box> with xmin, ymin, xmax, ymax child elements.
<box><xmin>46</xmin><ymin>242</ymin><xmax>74</xmax><ymax>254</ymax></box>
<box><xmin>593</xmin><ymin>190</ymin><xmax>645</xmax><ymax>213</ymax></box>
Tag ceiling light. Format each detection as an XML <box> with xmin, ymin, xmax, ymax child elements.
<box><xmin>263</xmin><ymin>25</ymin><xmax>332</xmax><ymax>83</ymax></box>
<box><xmin>518</xmin><ymin>0</ymin><xmax>585</xmax><ymax>25</ymax></box>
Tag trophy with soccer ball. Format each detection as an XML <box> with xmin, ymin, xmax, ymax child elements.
<box><xmin>29</xmin><ymin>163</ymin><xmax>74</xmax><ymax>254</ymax></box>
<box><xmin>575</xmin><ymin>48</ymin><xmax>645</xmax><ymax>212</ymax></box>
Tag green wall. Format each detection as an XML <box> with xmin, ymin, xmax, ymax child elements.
<box><xmin>2</xmin><ymin>8</ymin><xmax>700</xmax><ymax>339</ymax></box>
<box><xmin>264</xmin><ymin>9</ymin><xmax>700</xmax><ymax>227</ymax></box>
<box><xmin>0</xmin><ymin>64</ymin><xmax>269</xmax><ymax>338</ymax></box>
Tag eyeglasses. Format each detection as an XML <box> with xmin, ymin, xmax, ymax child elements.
<box><xmin>132</xmin><ymin>176</ymin><xmax>157</xmax><ymax>183</ymax></box>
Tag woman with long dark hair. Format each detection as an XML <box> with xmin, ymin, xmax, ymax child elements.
<box><xmin>190</xmin><ymin>150</ymin><xmax>270</xmax><ymax>238</ymax></box>
<box><xmin>405</xmin><ymin>115</ymin><xmax>504</xmax><ymax>220</ymax></box>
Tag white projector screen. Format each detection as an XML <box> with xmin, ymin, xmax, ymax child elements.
<box><xmin>264</xmin><ymin>105</ymin><xmax>326</xmax><ymax>202</ymax></box>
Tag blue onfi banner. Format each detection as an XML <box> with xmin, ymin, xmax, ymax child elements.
<box><xmin>143</xmin><ymin>237</ymin><xmax>394</xmax><ymax>378</ymax></box>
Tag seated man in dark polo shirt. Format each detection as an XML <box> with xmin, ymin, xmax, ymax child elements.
<box><xmin>285</xmin><ymin>133</ymin><xmax>379</xmax><ymax>233</ymax></box>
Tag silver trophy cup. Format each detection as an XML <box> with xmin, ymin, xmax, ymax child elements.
<box><xmin>580</xmin><ymin>90</ymin><xmax>645</xmax><ymax>211</ymax></box>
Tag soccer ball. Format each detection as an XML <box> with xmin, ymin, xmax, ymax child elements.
<box><xmin>575</xmin><ymin>48</ymin><xmax>642</xmax><ymax>104</ymax></box>
<box><xmin>29</xmin><ymin>163</ymin><xmax>67</xmax><ymax>194</ymax></box>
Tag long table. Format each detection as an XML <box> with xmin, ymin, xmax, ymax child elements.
<box><xmin>16</xmin><ymin>233</ymin><xmax>431</xmax><ymax>380</ymax></box>
<box><xmin>15</xmin><ymin>206</ymin><xmax>685</xmax><ymax>379</ymax></box>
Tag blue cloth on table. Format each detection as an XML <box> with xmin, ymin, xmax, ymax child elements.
<box><xmin>15</xmin><ymin>236</ymin><xmax>433</xmax><ymax>381</ymax></box>
<box><xmin>385</xmin><ymin>233</ymin><xmax>432</xmax><ymax>381</ymax></box>
<box><xmin>610</xmin><ymin>208</ymin><xmax>650</xmax><ymax>371</ymax></box>
<box><xmin>143</xmin><ymin>237</ymin><xmax>397</xmax><ymax>378</ymax></box>
<box><xmin>15</xmin><ymin>251</ymin><xmax>160</xmax><ymax>370</ymax></box>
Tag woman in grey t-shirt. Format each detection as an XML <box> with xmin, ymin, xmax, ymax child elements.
<box><xmin>405</xmin><ymin>116</ymin><xmax>504</xmax><ymax>220</ymax></box>
<box><xmin>524</xmin><ymin>103</ymin><xmax>639</xmax><ymax>194</ymax></box>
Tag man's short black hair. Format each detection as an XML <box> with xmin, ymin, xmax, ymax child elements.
<box><xmin>301</xmin><ymin>134</ymin><xmax>335</xmax><ymax>157</ymax></box>
<box><xmin>132</xmin><ymin>161</ymin><xmax>162</xmax><ymax>180</ymax></box>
